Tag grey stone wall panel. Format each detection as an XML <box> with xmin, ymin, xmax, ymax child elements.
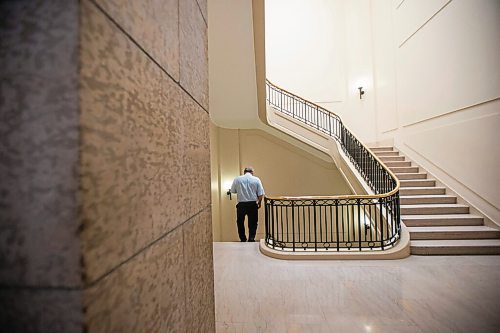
<box><xmin>0</xmin><ymin>0</ymin><xmax>214</xmax><ymax>330</ymax></box>
<box><xmin>196</xmin><ymin>0</ymin><xmax>208</xmax><ymax>24</ymax></box>
<box><xmin>84</xmin><ymin>227</ymin><xmax>186</xmax><ymax>333</ymax></box>
<box><xmin>81</xmin><ymin>0</ymin><xmax>164</xmax><ymax>282</ymax></box>
<box><xmin>0</xmin><ymin>288</ymin><xmax>83</xmax><ymax>333</ymax></box>
<box><xmin>95</xmin><ymin>0</ymin><xmax>180</xmax><ymax>81</ymax></box>
<box><xmin>80</xmin><ymin>0</ymin><xmax>212</xmax><ymax>284</ymax></box>
<box><xmin>0</xmin><ymin>0</ymin><xmax>82</xmax><ymax>287</ymax></box>
<box><xmin>183</xmin><ymin>208</ymin><xmax>215</xmax><ymax>333</ymax></box>
<box><xmin>180</xmin><ymin>0</ymin><xmax>209</xmax><ymax>110</ymax></box>
<box><xmin>178</xmin><ymin>90</ymin><xmax>211</xmax><ymax>221</ymax></box>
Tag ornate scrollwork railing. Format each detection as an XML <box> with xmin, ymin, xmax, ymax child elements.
<box><xmin>265</xmin><ymin>80</ymin><xmax>400</xmax><ymax>251</ymax></box>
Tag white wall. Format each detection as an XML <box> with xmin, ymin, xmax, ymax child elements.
<box><xmin>265</xmin><ymin>0</ymin><xmax>346</xmax><ymax>103</ymax></box>
<box><xmin>371</xmin><ymin>0</ymin><xmax>398</xmax><ymax>138</ymax></box>
<box><xmin>371</xmin><ymin>0</ymin><xmax>500</xmax><ymax>223</ymax></box>
<box><xmin>210</xmin><ymin>0</ymin><xmax>500</xmax><ymax>224</ymax></box>
<box><xmin>265</xmin><ymin>0</ymin><xmax>378</xmax><ymax>143</ymax></box>
<box><xmin>266</xmin><ymin>0</ymin><xmax>500</xmax><ymax>224</ymax></box>
<box><xmin>208</xmin><ymin>0</ymin><xmax>261</xmax><ymax>128</ymax></box>
<box><xmin>340</xmin><ymin>0</ymin><xmax>377</xmax><ymax>143</ymax></box>
<box><xmin>396</xmin><ymin>0</ymin><xmax>499</xmax><ymax>125</ymax></box>
<box><xmin>210</xmin><ymin>0</ymin><xmax>379</xmax><ymax>142</ymax></box>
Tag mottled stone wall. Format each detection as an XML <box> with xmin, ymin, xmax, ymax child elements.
<box><xmin>0</xmin><ymin>1</ymin><xmax>83</xmax><ymax>332</ymax></box>
<box><xmin>80</xmin><ymin>0</ymin><xmax>214</xmax><ymax>332</ymax></box>
<box><xmin>0</xmin><ymin>0</ymin><xmax>214</xmax><ymax>331</ymax></box>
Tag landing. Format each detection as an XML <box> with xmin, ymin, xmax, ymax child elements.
<box><xmin>213</xmin><ymin>242</ymin><xmax>500</xmax><ymax>332</ymax></box>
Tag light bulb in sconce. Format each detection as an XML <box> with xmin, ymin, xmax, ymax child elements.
<box><xmin>223</xmin><ymin>180</ymin><xmax>232</xmax><ymax>190</ymax></box>
<box><xmin>358</xmin><ymin>87</ymin><xmax>365</xmax><ymax>99</ymax></box>
<box><xmin>223</xmin><ymin>180</ymin><xmax>233</xmax><ymax>200</ymax></box>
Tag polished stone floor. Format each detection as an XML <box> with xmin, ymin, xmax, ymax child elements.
<box><xmin>213</xmin><ymin>242</ymin><xmax>500</xmax><ymax>333</ymax></box>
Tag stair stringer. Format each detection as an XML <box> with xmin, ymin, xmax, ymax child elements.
<box><xmin>266</xmin><ymin>104</ymin><xmax>363</xmax><ymax>195</ymax></box>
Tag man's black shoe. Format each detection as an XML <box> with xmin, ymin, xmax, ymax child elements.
<box><xmin>248</xmin><ymin>239</ymin><xmax>255</xmax><ymax>242</ymax></box>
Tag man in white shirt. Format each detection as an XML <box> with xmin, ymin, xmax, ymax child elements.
<box><xmin>230</xmin><ymin>167</ymin><xmax>265</xmax><ymax>242</ymax></box>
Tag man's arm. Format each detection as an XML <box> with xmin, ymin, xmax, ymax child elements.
<box><xmin>256</xmin><ymin>179</ymin><xmax>265</xmax><ymax>208</ymax></box>
<box><xmin>257</xmin><ymin>195</ymin><xmax>263</xmax><ymax>209</ymax></box>
<box><xmin>230</xmin><ymin>179</ymin><xmax>237</xmax><ymax>194</ymax></box>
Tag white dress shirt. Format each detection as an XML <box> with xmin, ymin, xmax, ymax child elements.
<box><xmin>230</xmin><ymin>173</ymin><xmax>265</xmax><ymax>202</ymax></box>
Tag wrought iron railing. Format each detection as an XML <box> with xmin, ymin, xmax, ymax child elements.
<box><xmin>265</xmin><ymin>80</ymin><xmax>400</xmax><ymax>251</ymax></box>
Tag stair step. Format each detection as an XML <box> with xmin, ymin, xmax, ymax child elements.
<box><xmin>399</xmin><ymin>187</ymin><xmax>445</xmax><ymax>195</ymax></box>
<box><xmin>390</xmin><ymin>166</ymin><xmax>419</xmax><ymax>173</ymax></box>
<box><xmin>400</xmin><ymin>195</ymin><xmax>456</xmax><ymax>205</ymax></box>
<box><xmin>408</xmin><ymin>226</ymin><xmax>500</xmax><ymax>240</ymax></box>
<box><xmin>401</xmin><ymin>204</ymin><xmax>469</xmax><ymax>215</ymax></box>
<box><xmin>374</xmin><ymin>151</ymin><xmax>399</xmax><ymax>157</ymax></box>
<box><xmin>400</xmin><ymin>179</ymin><xmax>436</xmax><ymax>187</ymax></box>
<box><xmin>402</xmin><ymin>214</ymin><xmax>483</xmax><ymax>226</ymax></box>
<box><xmin>370</xmin><ymin>146</ymin><xmax>393</xmax><ymax>152</ymax></box>
<box><xmin>410</xmin><ymin>239</ymin><xmax>500</xmax><ymax>255</ymax></box>
<box><xmin>369</xmin><ymin>145</ymin><xmax>492</xmax><ymax>255</ymax></box>
<box><xmin>396</xmin><ymin>173</ymin><xmax>427</xmax><ymax>180</ymax></box>
<box><xmin>380</xmin><ymin>156</ymin><xmax>405</xmax><ymax>162</ymax></box>
<box><xmin>385</xmin><ymin>161</ymin><xmax>412</xmax><ymax>167</ymax></box>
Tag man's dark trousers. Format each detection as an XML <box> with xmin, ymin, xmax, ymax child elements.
<box><xmin>236</xmin><ymin>201</ymin><xmax>258</xmax><ymax>241</ymax></box>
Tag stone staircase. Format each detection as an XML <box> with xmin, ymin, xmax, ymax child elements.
<box><xmin>371</xmin><ymin>146</ymin><xmax>500</xmax><ymax>255</ymax></box>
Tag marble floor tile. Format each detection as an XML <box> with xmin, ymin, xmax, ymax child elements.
<box><xmin>214</xmin><ymin>242</ymin><xmax>500</xmax><ymax>333</ymax></box>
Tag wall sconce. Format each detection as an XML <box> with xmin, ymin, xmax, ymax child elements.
<box><xmin>223</xmin><ymin>180</ymin><xmax>233</xmax><ymax>200</ymax></box>
<box><xmin>358</xmin><ymin>87</ymin><xmax>365</xmax><ymax>99</ymax></box>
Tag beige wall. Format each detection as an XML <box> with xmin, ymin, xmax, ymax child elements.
<box><xmin>371</xmin><ymin>0</ymin><xmax>500</xmax><ymax>224</ymax></box>
<box><xmin>210</xmin><ymin>123</ymin><xmax>222</xmax><ymax>241</ymax></box>
<box><xmin>0</xmin><ymin>0</ymin><xmax>215</xmax><ymax>331</ymax></box>
<box><xmin>210</xmin><ymin>125</ymin><xmax>352</xmax><ymax>241</ymax></box>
